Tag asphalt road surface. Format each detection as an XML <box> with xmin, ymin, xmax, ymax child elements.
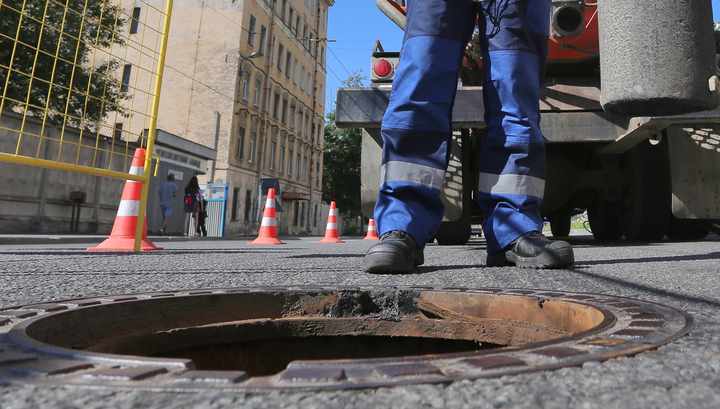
<box><xmin>1</xmin><ymin>235</ymin><xmax>719</xmax><ymax>409</ymax></box>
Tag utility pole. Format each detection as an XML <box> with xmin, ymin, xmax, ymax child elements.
<box><xmin>310</xmin><ymin>0</ymin><xmax>321</xmax><ymax>202</ymax></box>
<box><xmin>209</xmin><ymin>111</ymin><xmax>220</xmax><ymax>182</ymax></box>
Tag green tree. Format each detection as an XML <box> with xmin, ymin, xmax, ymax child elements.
<box><xmin>322</xmin><ymin>73</ymin><xmax>365</xmax><ymax>218</ymax></box>
<box><xmin>0</xmin><ymin>0</ymin><xmax>127</xmax><ymax>127</ymax></box>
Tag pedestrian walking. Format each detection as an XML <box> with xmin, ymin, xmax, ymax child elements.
<box><xmin>364</xmin><ymin>0</ymin><xmax>574</xmax><ymax>273</ymax></box>
<box><xmin>197</xmin><ymin>198</ymin><xmax>208</xmax><ymax>237</ymax></box>
<box><xmin>183</xmin><ymin>176</ymin><xmax>203</xmax><ymax>237</ymax></box>
<box><xmin>157</xmin><ymin>173</ymin><xmax>177</xmax><ymax>235</ymax></box>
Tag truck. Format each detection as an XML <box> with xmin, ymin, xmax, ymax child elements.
<box><xmin>335</xmin><ymin>0</ymin><xmax>720</xmax><ymax>245</ymax></box>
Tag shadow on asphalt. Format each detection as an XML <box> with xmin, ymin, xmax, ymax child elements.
<box><xmin>288</xmin><ymin>254</ymin><xmax>363</xmax><ymax>259</ymax></box>
<box><xmin>570</xmin><ymin>267</ymin><xmax>720</xmax><ymax>308</ymax></box>
<box><xmin>576</xmin><ymin>252</ymin><xmax>720</xmax><ymax>266</ymax></box>
<box><xmin>158</xmin><ymin>250</ymin><xmax>294</xmax><ymax>255</ymax></box>
<box><xmin>417</xmin><ymin>265</ymin><xmax>484</xmax><ymax>273</ymax></box>
<box><xmin>0</xmin><ymin>267</ymin><xmax>329</xmax><ymax>275</ymax></box>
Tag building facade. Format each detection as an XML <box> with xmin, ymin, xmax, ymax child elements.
<box><xmin>115</xmin><ymin>0</ymin><xmax>332</xmax><ymax>236</ymax></box>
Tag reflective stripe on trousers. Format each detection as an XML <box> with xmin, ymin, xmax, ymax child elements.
<box><xmin>374</xmin><ymin>0</ymin><xmax>550</xmax><ymax>253</ymax></box>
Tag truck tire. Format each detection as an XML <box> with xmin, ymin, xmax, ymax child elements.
<box><xmin>598</xmin><ymin>0</ymin><xmax>717</xmax><ymax>116</ymax></box>
<box><xmin>622</xmin><ymin>141</ymin><xmax>670</xmax><ymax>242</ymax></box>
<box><xmin>588</xmin><ymin>201</ymin><xmax>623</xmax><ymax>242</ymax></box>
<box><xmin>435</xmin><ymin>221</ymin><xmax>472</xmax><ymax>246</ymax></box>
<box><xmin>667</xmin><ymin>219</ymin><xmax>709</xmax><ymax>241</ymax></box>
<box><xmin>549</xmin><ymin>211</ymin><xmax>571</xmax><ymax>238</ymax></box>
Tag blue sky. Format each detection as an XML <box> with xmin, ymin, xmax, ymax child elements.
<box><xmin>325</xmin><ymin>0</ymin><xmax>720</xmax><ymax>112</ymax></box>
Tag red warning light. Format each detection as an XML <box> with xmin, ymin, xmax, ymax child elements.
<box><xmin>373</xmin><ymin>59</ymin><xmax>394</xmax><ymax>78</ymax></box>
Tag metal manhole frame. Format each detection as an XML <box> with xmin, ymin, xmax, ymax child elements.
<box><xmin>0</xmin><ymin>286</ymin><xmax>693</xmax><ymax>391</ymax></box>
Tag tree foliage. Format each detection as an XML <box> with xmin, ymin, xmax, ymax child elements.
<box><xmin>322</xmin><ymin>111</ymin><xmax>361</xmax><ymax>217</ymax></box>
<box><xmin>322</xmin><ymin>72</ymin><xmax>366</xmax><ymax>218</ymax></box>
<box><xmin>0</xmin><ymin>0</ymin><xmax>127</xmax><ymax>127</ymax></box>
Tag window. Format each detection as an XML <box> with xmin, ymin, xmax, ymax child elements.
<box><xmin>270</xmin><ymin>141</ymin><xmax>277</xmax><ymax>170</ymax></box>
<box><xmin>289</xmin><ymin>148</ymin><xmax>294</xmax><ymax>177</ymax></box>
<box><xmin>302</xmin><ymin>23</ymin><xmax>308</xmax><ymax>48</ymax></box>
<box><xmin>314</xmin><ymin>204</ymin><xmax>318</xmax><ymax>227</ymax></box>
<box><xmin>248</xmin><ymin>15</ymin><xmax>256</xmax><ymax>46</ymax></box>
<box><xmin>288</xmin><ymin>8</ymin><xmax>294</xmax><ymax>29</ymax></box>
<box><xmin>241</xmin><ymin>72</ymin><xmax>249</xmax><ymax>101</ymax></box>
<box><xmin>249</xmin><ymin>124</ymin><xmax>257</xmax><ymax>162</ymax></box>
<box><xmin>231</xmin><ymin>188</ymin><xmax>240</xmax><ymax>221</ymax></box>
<box><xmin>293</xmin><ymin>201</ymin><xmax>299</xmax><ymax>226</ymax></box>
<box><xmin>253</xmin><ymin>79</ymin><xmax>261</xmax><ymax>106</ymax></box>
<box><xmin>296</xmin><ymin>153</ymin><xmax>301</xmax><ymax>180</ymax></box>
<box><xmin>244</xmin><ymin>190</ymin><xmax>252</xmax><ymax>222</ymax></box>
<box><xmin>300</xmin><ymin>66</ymin><xmax>305</xmax><ymax>91</ymax></box>
<box><xmin>285</xmin><ymin>52</ymin><xmax>292</xmax><ymax>79</ymax></box>
<box><xmin>316</xmin><ymin>160</ymin><xmax>320</xmax><ymax>186</ymax></box>
<box><xmin>295</xmin><ymin>15</ymin><xmax>301</xmax><ymax>37</ymax></box>
<box><xmin>277</xmin><ymin>43</ymin><xmax>284</xmax><ymax>71</ymax></box>
<box><xmin>237</xmin><ymin>127</ymin><xmax>245</xmax><ymax>159</ymax></box>
<box><xmin>303</xmin><ymin>152</ymin><xmax>308</xmax><ymax>180</ymax></box>
<box><xmin>121</xmin><ymin>64</ymin><xmax>132</xmax><ymax>92</ymax></box>
<box><xmin>300</xmin><ymin>202</ymin><xmax>305</xmax><ymax>227</ymax></box>
<box><xmin>130</xmin><ymin>7</ymin><xmax>141</xmax><ymax>34</ymax></box>
<box><xmin>259</xmin><ymin>26</ymin><xmax>267</xmax><ymax>55</ymax></box>
<box><xmin>280</xmin><ymin>144</ymin><xmax>285</xmax><ymax>173</ymax></box>
<box><xmin>113</xmin><ymin>122</ymin><xmax>123</xmax><ymax>140</ymax></box>
<box><xmin>281</xmin><ymin>98</ymin><xmax>288</xmax><ymax>124</ymax></box>
<box><xmin>273</xmin><ymin>93</ymin><xmax>280</xmax><ymax>119</ymax></box>
<box><xmin>320</xmin><ymin>47</ymin><xmax>325</xmax><ymax>67</ymax></box>
<box><xmin>281</xmin><ymin>0</ymin><xmax>287</xmax><ymax>21</ymax></box>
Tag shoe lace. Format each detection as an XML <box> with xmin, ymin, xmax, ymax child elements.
<box><xmin>525</xmin><ymin>231</ymin><xmax>546</xmax><ymax>239</ymax></box>
<box><xmin>380</xmin><ymin>230</ymin><xmax>409</xmax><ymax>241</ymax></box>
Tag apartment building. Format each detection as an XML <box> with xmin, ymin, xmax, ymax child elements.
<box><xmin>114</xmin><ymin>0</ymin><xmax>333</xmax><ymax>236</ymax></box>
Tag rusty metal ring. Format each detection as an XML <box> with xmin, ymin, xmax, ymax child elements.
<box><xmin>0</xmin><ymin>286</ymin><xmax>692</xmax><ymax>391</ymax></box>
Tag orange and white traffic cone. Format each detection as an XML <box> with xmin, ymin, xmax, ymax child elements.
<box><xmin>88</xmin><ymin>148</ymin><xmax>160</xmax><ymax>252</ymax></box>
<box><xmin>250</xmin><ymin>188</ymin><xmax>283</xmax><ymax>245</ymax></box>
<box><xmin>364</xmin><ymin>218</ymin><xmax>379</xmax><ymax>240</ymax></box>
<box><xmin>320</xmin><ymin>201</ymin><xmax>344</xmax><ymax>243</ymax></box>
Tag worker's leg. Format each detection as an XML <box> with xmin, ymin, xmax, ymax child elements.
<box><xmin>373</xmin><ymin>0</ymin><xmax>477</xmax><ymax>248</ymax></box>
<box><xmin>477</xmin><ymin>0</ymin><xmax>551</xmax><ymax>255</ymax></box>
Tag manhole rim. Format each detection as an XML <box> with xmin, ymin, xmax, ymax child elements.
<box><xmin>0</xmin><ymin>286</ymin><xmax>693</xmax><ymax>391</ymax></box>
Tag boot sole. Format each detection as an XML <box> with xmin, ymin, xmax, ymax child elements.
<box><xmin>505</xmin><ymin>248</ymin><xmax>575</xmax><ymax>269</ymax></box>
<box><xmin>363</xmin><ymin>252</ymin><xmax>422</xmax><ymax>274</ymax></box>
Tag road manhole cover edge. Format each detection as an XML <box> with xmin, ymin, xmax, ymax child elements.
<box><xmin>0</xmin><ymin>286</ymin><xmax>692</xmax><ymax>391</ymax></box>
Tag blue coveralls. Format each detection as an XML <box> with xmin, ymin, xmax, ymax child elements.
<box><xmin>374</xmin><ymin>0</ymin><xmax>549</xmax><ymax>254</ymax></box>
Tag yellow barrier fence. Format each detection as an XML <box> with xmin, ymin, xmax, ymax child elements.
<box><xmin>0</xmin><ymin>0</ymin><xmax>173</xmax><ymax>251</ymax></box>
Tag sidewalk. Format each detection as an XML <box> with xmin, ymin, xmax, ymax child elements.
<box><xmin>0</xmin><ymin>234</ymin><xmax>219</xmax><ymax>245</ymax></box>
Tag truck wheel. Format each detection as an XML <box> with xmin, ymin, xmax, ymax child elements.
<box><xmin>622</xmin><ymin>141</ymin><xmax>670</xmax><ymax>242</ymax></box>
<box><xmin>667</xmin><ymin>219</ymin><xmax>709</xmax><ymax>241</ymax></box>
<box><xmin>549</xmin><ymin>211</ymin><xmax>571</xmax><ymax>238</ymax></box>
<box><xmin>435</xmin><ymin>221</ymin><xmax>472</xmax><ymax>246</ymax></box>
<box><xmin>588</xmin><ymin>201</ymin><xmax>623</xmax><ymax>242</ymax></box>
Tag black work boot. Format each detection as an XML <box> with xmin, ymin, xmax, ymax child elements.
<box><xmin>363</xmin><ymin>230</ymin><xmax>424</xmax><ymax>274</ymax></box>
<box><xmin>486</xmin><ymin>231</ymin><xmax>574</xmax><ymax>269</ymax></box>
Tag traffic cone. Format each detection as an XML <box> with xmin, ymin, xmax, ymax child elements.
<box><xmin>250</xmin><ymin>188</ymin><xmax>283</xmax><ymax>245</ymax></box>
<box><xmin>88</xmin><ymin>148</ymin><xmax>160</xmax><ymax>252</ymax></box>
<box><xmin>320</xmin><ymin>201</ymin><xmax>344</xmax><ymax>243</ymax></box>
<box><xmin>364</xmin><ymin>218</ymin><xmax>379</xmax><ymax>240</ymax></box>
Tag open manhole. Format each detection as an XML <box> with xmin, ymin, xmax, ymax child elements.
<box><xmin>0</xmin><ymin>287</ymin><xmax>691</xmax><ymax>391</ymax></box>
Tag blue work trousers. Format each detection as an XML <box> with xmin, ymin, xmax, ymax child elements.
<box><xmin>374</xmin><ymin>0</ymin><xmax>549</xmax><ymax>254</ymax></box>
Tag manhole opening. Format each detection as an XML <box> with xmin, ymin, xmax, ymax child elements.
<box><xmin>22</xmin><ymin>289</ymin><xmax>606</xmax><ymax>377</ymax></box>
<box><xmin>155</xmin><ymin>336</ymin><xmax>495</xmax><ymax>376</ymax></box>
